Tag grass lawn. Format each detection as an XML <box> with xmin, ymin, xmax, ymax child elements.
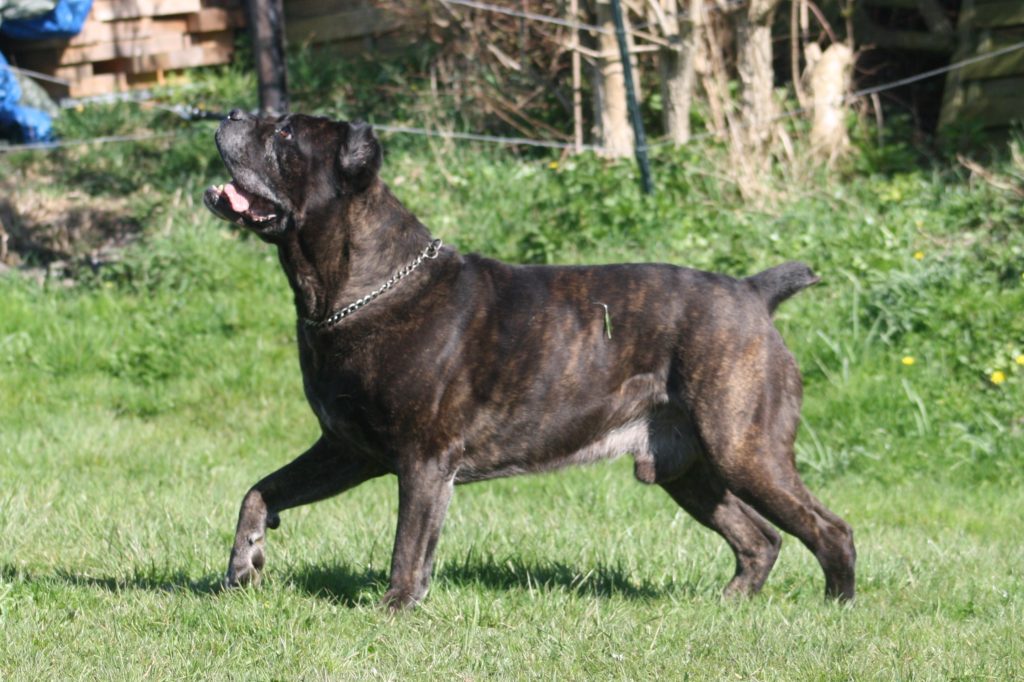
<box><xmin>1</xmin><ymin>73</ymin><xmax>1023</xmax><ymax>678</ymax></box>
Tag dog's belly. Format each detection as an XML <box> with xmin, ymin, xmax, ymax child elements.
<box><xmin>453</xmin><ymin>400</ymin><xmax>704</xmax><ymax>485</ymax></box>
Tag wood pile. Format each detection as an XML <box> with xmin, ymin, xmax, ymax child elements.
<box><xmin>940</xmin><ymin>0</ymin><xmax>1024</xmax><ymax>133</ymax></box>
<box><xmin>3</xmin><ymin>0</ymin><xmax>245</xmax><ymax>99</ymax></box>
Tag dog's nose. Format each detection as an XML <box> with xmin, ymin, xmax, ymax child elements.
<box><xmin>226</xmin><ymin>108</ymin><xmax>248</xmax><ymax>122</ymax></box>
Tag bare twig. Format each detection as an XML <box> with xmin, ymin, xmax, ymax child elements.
<box><xmin>957</xmin><ymin>155</ymin><xmax>1024</xmax><ymax>198</ymax></box>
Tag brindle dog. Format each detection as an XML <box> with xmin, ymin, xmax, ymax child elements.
<box><xmin>204</xmin><ymin>110</ymin><xmax>855</xmax><ymax>607</ymax></box>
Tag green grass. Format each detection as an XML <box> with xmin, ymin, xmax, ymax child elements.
<box><xmin>2</xmin><ymin>64</ymin><xmax>1024</xmax><ymax>678</ymax></box>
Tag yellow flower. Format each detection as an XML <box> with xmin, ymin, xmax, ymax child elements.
<box><xmin>1016</xmin><ymin>355</ymin><xmax>1024</xmax><ymax>366</ymax></box>
<box><xmin>902</xmin><ymin>356</ymin><xmax>915</xmax><ymax>366</ymax></box>
<box><xmin>548</xmin><ymin>161</ymin><xmax>559</xmax><ymax>170</ymax></box>
<box><xmin>913</xmin><ymin>251</ymin><xmax>924</xmax><ymax>261</ymax></box>
<box><xmin>990</xmin><ymin>370</ymin><xmax>1006</xmax><ymax>385</ymax></box>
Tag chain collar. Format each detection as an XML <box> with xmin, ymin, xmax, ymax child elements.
<box><xmin>302</xmin><ymin>238</ymin><xmax>442</xmax><ymax>330</ymax></box>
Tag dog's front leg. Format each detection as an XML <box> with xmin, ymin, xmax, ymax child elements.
<box><xmin>225</xmin><ymin>436</ymin><xmax>384</xmax><ymax>588</ymax></box>
<box><xmin>381</xmin><ymin>456</ymin><xmax>456</xmax><ymax>610</ymax></box>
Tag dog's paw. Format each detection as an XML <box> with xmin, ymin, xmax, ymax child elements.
<box><xmin>379</xmin><ymin>587</ymin><xmax>420</xmax><ymax>612</ymax></box>
<box><xmin>224</xmin><ymin>533</ymin><xmax>266</xmax><ymax>588</ymax></box>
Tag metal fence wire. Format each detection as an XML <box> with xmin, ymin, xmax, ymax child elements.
<box><xmin>1</xmin><ymin>0</ymin><xmax>1023</xmax><ymax>156</ymax></box>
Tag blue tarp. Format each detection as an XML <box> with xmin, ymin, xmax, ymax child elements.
<box><xmin>0</xmin><ymin>52</ymin><xmax>21</xmax><ymax>108</ymax></box>
<box><xmin>0</xmin><ymin>0</ymin><xmax>92</xmax><ymax>40</ymax></box>
<box><xmin>0</xmin><ymin>53</ymin><xmax>54</xmax><ymax>142</ymax></box>
<box><xmin>0</xmin><ymin>100</ymin><xmax>54</xmax><ymax>141</ymax></box>
<box><xmin>0</xmin><ymin>0</ymin><xmax>93</xmax><ymax>142</ymax></box>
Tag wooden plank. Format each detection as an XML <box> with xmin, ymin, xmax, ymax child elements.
<box><xmin>149</xmin><ymin>16</ymin><xmax>192</xmax><ymax>34</ymax></box>
<box><xmin>964</xmin><ymin>75</ymin><xmax>1024</xmax><ymax>101</ymax></box>
<box><xmin>185</xmin><ymin>8</ymin><xmax>245</xmax><ymax>32</ymax></box>
<box><xmin>126</xmin><ymin>71</ymin><xmax>163</xmax><ymax>88</ymax></box>
<box><xmin>68</xmin><ymin>73</ymin><xmax>127</xmax><ymax>98</ymax></box>
<box><xmin>186</xmin><ymin>29</ymin><xmax>234</xmax><ymax>48</ymax></box>
<box><xmin>90</xmin><ymin>0</ymin><xmax>202</xmax><ymax>21</ymax></box>
<box><xmin>65</xmin><ymin>18</ymin><xmax>156</xmax><ymax>47</ymax></box>
<box><xmin>202</xmin><ymin>0</ymin><xmax>241</xmax><ymax>8</ymax></box>
<box><xmin>971</xmin><ymin>1</ymin><xmax>1024</xmax><ymax>28</ymax></box>
<box><xmin>959</xmin><ymin>38</ymin><xmax>1024</xmax><ymax>79</ymax></box>
<box><xmin>11</xmin><ymin>17</ymin><xmax>189</xmax><ymax>49</ymax></box>
<box><xmin>54</xmin><ymin>63</ymin><xmax>95</xmax><ymax>81</ymax></box>
<box><xmin>43</xmin><ymin>32</ymin><xmax>189</xmax><ymax>65</ymax></box>
<box><xmin>954</xmin><ymin>94</ymin><xmax>1024</xmax><ymax>127</ymax></box>
<box><xmin>286</xmin><ymin>7</ymin><xmax>403</xmax><ymax>44</ymax></box>
<box><xmin>126</xmin><ymin>36</ymin><xmax>233</xmax><ymax>72</ymax></box>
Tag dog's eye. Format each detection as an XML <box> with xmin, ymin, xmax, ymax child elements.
<box><xmin>276</xmin><ymin>126</ymin><xmax>293</xmax><ymax>141</ymax></box>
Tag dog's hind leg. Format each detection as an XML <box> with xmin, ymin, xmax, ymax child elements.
<box><xmin>692</xmin><ymin>351</ymin><xmax>856</xmax><ymax>600</ymax></box>
<box><xmin>661</xmin><ymin>460</ymin><xmax>781</xmax><ymax>597</ymax></box>
<box><xmin>380</xmin><ymin>454</ymin><xmax>456</xmax><ymax>610</ymax></box>
<box><xmin>225</xmin><ymin>437</ymin><xmax>384</xmax><ymax>588</ymax></box>
<box><xmin>696</xmin><ymin>395</ymin><xmax>856</xmax><ymax>598</ymax></box>
<box><xmin>734</xmin><ymin>464</ymin><xmax>855</xmax><ymax>601</ymax></box>
<box><xmin>717</xmin><ymin>452</ymin><xmax>856</xmax><ymax>601</ymax></box>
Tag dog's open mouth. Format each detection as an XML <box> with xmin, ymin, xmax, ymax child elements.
<box><xmin>204</xmin><ymin>181</ymin><xmax>279</xmax><ymax>226</ymax></box>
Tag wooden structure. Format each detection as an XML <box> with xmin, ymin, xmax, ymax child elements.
<box><xmin>939</xmin><ymin>0</ymin><xmax>1024</xmax><ymax>132</ymax></box>
<box><xmin>855</xmin><ymin>0</ymin><xmax>1024</xmax><ymax>134</ymax></box>
<box><xmin>2</xmin><ymin>0</ymin><xmax>245</xmax><ymax>98</ymax></box>
<box><xmin>0</xmin><ymin>0</ymin><xmax>405</xmax><ymax>100</ymax></box>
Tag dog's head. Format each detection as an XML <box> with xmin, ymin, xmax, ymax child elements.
<box><xmin>204</xmin><ymin>110</ymin><xmax>382</xmax><ymax>240</ymax></box>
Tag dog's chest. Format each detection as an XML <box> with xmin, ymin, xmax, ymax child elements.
<box><xmin>298</xmin><ymin>341</ymin><xmax>384</xmax><ymax>451</ymax></box>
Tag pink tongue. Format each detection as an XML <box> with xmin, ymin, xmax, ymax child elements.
<box><xmin>223</xmin><ymin>182</ymin><xmax>251</xmax><ymax>212</ymax></box>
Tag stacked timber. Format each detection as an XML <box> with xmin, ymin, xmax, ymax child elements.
<box><xmin>940</xmin><ymin>0</ymin><xmax>1024</xmax><ymax>132</ymax></box>
<box><xmin>3</xmin><ymin>0</ymin><xmax>245</xmax><ymax>99</ymax></box>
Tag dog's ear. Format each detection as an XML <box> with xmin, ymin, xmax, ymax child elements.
<box><xmin>337</xmin><ymin>121</ymin><xmax>382</xmax><ymax>192</ymax></box>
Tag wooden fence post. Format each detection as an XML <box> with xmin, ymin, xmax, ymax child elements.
<box><xmin>610</xmin><ymin>0</ymin><xmax>654</xmax><ymax>194</ymax></box>
<box><xmin>247</xmin><ymin>0</ymin><xmax>289</xmax><ymax>116</ymax></box>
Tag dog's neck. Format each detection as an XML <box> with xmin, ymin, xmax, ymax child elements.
<box><xmin>275</xmin><ymin>181</ymin><xmax>433</xmax><ymax>323</ymax></box>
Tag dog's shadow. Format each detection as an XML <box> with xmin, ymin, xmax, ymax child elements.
<box><xmin>0</xmin><ymin>562</ymin><xmax>222</xmax><ymax>596</ymax></box>
<box><xmin>286</xmin><ymin>564</ymin><xmax>386</xmax><ymax>607</ymax></box>
<box><xmin>289</xmin><ymin>556</ymin><xmax>664</xmax><ymax>606</ymax></box>
<box><xmin>1</xmin><ymin>558</ymin><xmax>667</xmax><ymax>607</ymax></box>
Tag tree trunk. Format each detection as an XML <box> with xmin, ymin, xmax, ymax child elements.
<box><xmin>246</xmin><ymin>0</ymin><xmax>289</xmax><ymax>116</ymax></box>
<box><xmin>734</xmin><ymin>0</ymin><xmax>780</xmax><ymax>145</ymax></box>
<box><xmin>592</xmin><ymin>0</ymin><xmax>633</xmax><ymax>157</ymax></box>
<box><xmin>806</xmin><ymin>42</ymin><xmax>853</xmax><ymax>163</ymax></box>
<box><xmin>658</xmin><ymin>0</ymin><xmax>700</xmax><ymax>145</ymax></box>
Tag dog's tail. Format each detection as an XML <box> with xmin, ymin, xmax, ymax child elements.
<box><xmin>746</xmin><ymin>261</ymin><xmax>820</xmax><ymax>314</ymax></box>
